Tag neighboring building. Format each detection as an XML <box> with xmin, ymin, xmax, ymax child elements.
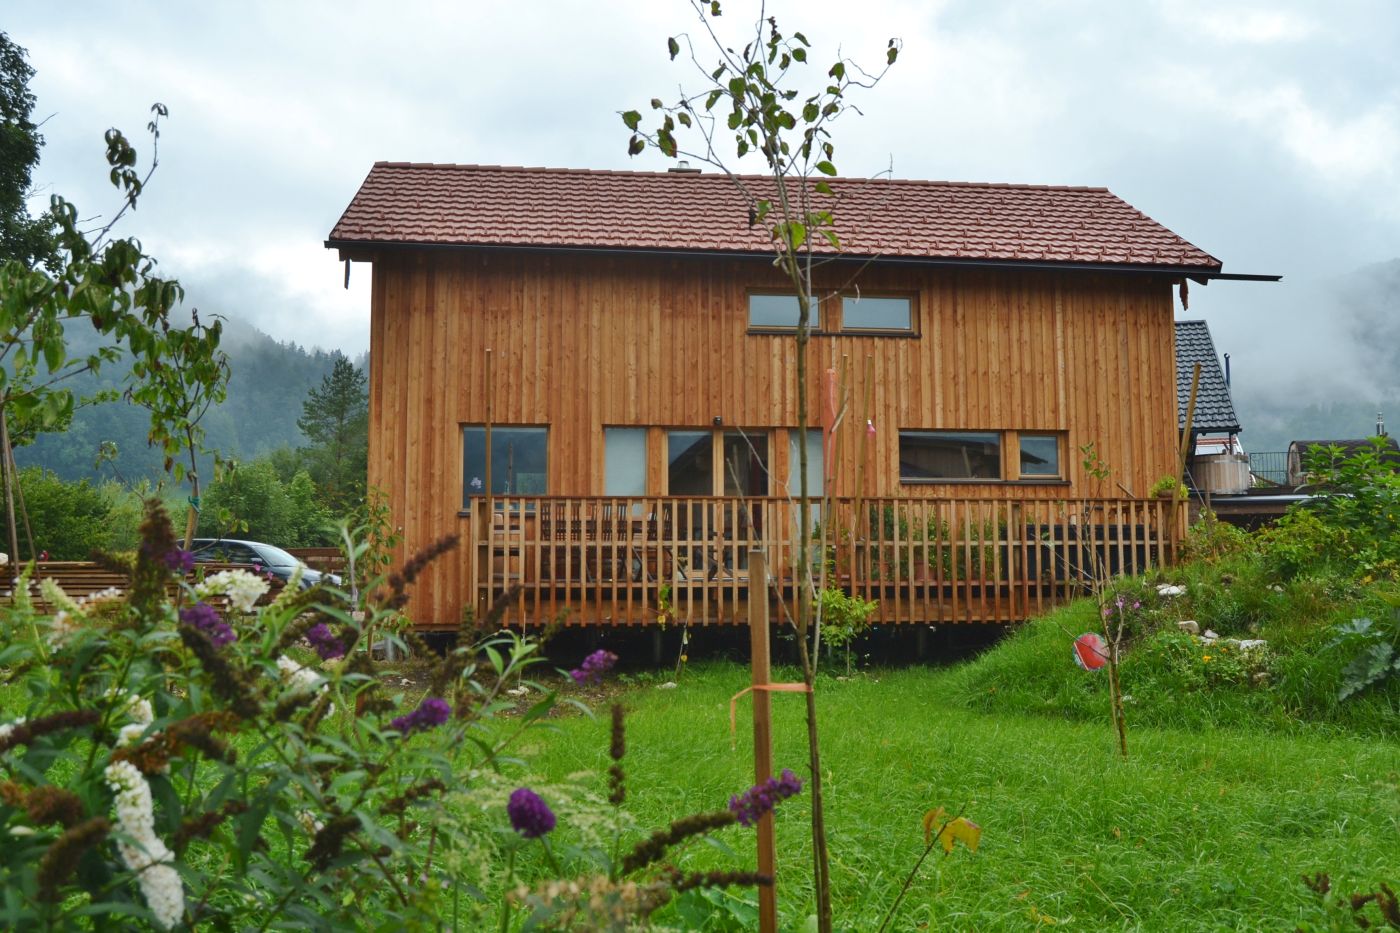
<box><xmin>1287</xmin><ymin>433</ymin><xmax>1400</xmax><ymax>485</ymax></box>
<box><xmin>1174</xmin><ymin>320</ymin><xmax>1249</xmax><ymax>495</ymax></box>
<box><xmin>327</xmin><ymin>163</ymin><xmax>1271</xmax><ymax>629</ymax></box>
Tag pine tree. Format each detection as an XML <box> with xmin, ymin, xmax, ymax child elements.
<box><xmin>296</xmin><ymin>355</ymin><xmax>368</xmax><ymax>515</ymax></box>
<box><xmin>0</xmin><ymin>31</ymin><xmax>57</xmax><ymax>269</ymax></box>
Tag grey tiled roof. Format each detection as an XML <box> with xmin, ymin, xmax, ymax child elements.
<box><xmin>1176</xmin><ymin>320</ymin><xmax>1240</xmax><ymax>434</ymax></box>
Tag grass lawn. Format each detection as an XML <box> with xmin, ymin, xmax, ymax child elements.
<box><xmin>521</xmin><ymin>662</ymin><xmax>1400</xmax><ymax>931</ymax></box>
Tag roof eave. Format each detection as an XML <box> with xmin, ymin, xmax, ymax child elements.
<box><xmin>323</xmin><ymin>238</ymin><xmax>1268</xmax><ymax>280</ymax></box>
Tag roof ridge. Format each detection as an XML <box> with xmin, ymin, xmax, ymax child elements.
<box><xmin>368</xmin><ymin>161</ymin><xmax>1111</xmax><ymax>193</ymax></box>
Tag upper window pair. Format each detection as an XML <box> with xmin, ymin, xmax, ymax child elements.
<box><xmin>748</xmin><ymin>293</ymin><xmax>913</xmax><ymax>333</ymax></box>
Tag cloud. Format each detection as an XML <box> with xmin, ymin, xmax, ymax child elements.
<box><xmin>3</xmin><ymin>0</ymin><xmax>1398</xmax><ymax>398</ymax></box>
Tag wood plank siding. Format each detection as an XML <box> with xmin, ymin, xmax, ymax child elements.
<box><xmin>366</xmin><ymin>250</ymin><xmax>1179</xmax><ymax>628</ymax></box>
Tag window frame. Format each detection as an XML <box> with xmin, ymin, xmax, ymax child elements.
<box><xmin>898</xmin><ymin>430</ymin><xmax>1003</xmax><ymax>483</ymax></box>
<box><xmin>897</xmin><ymin>429</ymin><xmax>1069</xmax><ymax>485</ymax></box>
<box><xmin>1013</xmin><ymin>431</ymin><xmax>1065</xmax><ymax>481</ymax></box>
<box><xmin>836</xmin><ymin>292</ymin><xmax>917</xmax><ymax>335</ymax></box>
<box><xmin>461</xmin><ymin>424</ymin><xmax>549</xmax><ymax>509</ymax></box>
<box><xmin>665</xmin><ymin>428</ymin><xmax>773</xmax><ymax>496</ymax></box>
<box><xmin>603</xmin><ymin>426</ymin><xmax>648</xmax><ymax>496</ymax></box>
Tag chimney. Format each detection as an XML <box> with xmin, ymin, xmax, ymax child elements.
<box><xmin>1378</xmin><ymin>411</ymin><xmax>1387</xmax><ymax>437</ymax></box>
<box><xmin>668</xmin><ymin>160</ymin><xmax>702</xmax><ymax>174</ymax></box>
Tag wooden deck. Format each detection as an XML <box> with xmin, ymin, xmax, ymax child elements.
<box><xmin>465</xmin><ymin>495</ymin><xmax>1181</xmax><ymax>628</ymax></box>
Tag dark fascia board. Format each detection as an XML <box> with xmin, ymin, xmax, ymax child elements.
<box><xmin>326</xmin><ymin>238</ymin><xmax>1281</xmax><ymax>282</ymax></box>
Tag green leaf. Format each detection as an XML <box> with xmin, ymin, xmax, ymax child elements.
<box><xmin>829</xmin><ymin>61</ymin><xmax>846</xmax><ymax>80</ymax></box>
<box><xmin>677</xmin><ymin>112</ymin><xmax>692</xmax><ymax>128</ymax></box>
<box><xmin>627</xmin><ymin>136</ymin><xmax>645</xmax><ymax>156</ymax></box>
<box><xmin>1338</xmin><ymin>642</ymin><xmax>1395</xmax><ymax>700</ymax></box>
<box><xmin>710</xmin><ymin>0</ymin><xmax>722</xmax><ymax>15</ymax></box>
<box><xmin>816</xmin><ymin>160</ymin><xmax>837</xmax><ymax>176</ymax></box>
<box><xmin>650</xmin><ymin>98</ymin><xmax>664</xmax><ymax>110</ymax></box>
<box><xmin>821</xmin><ymin>229</ymin><xmax>840</xmax><ymax>249</ymax></box>
<box><xmin>668</xmin><ymin>36</ymin><xmax>680</xmax><ymax>60</ymax></box>
<box><xmin>792</xmin><ymin>47</ymin><xmax>806</xmax><ymax>62</ymax></box>
<box><xmin>621</xmin><ymin>110</ymin><xmax>641</xmax><ymax>130</ymax></box>
<box><xmin>814</xmin><ymin>180</ymin><xmax>832</xmax><ymax>195</ymax></box>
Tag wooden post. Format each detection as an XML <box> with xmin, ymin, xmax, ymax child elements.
<box><xmin>1173</xmin><ymin>363</ymin><xmax>1201</xmax><ymax>559</ymax></box>
<box><xmin>748</xmin><ymin>549</ymin><xmax>777</xmax><ymax>933</ymax></box>
<box><xmin>0</xmin><ymin>405</ymin><xmax>20</xmax><ymax>572</ymax></box>
<box><xmin>478</xmin><ymin>348</ymin><xmax>494</xmax><ymax>620</ymax></box>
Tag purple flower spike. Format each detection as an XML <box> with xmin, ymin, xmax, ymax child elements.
<box><xmin>569</xmin><ymin>649</ymin><xmax>618</xmax><ymax>686</ymax></box>
<box><xmin>507</xmin><ymin>787</ymin><xmax>556</xmax><ymax>838</ymax></box>
<box><xmin>163</xmin><ymin>549</ymin><xmax>195</xmax><ymax>574</ymax></box>
<box><xmin>180</xmin><ymin>601</ymin><xmax>234</xmax><ymax>646</ymax></box>
<box><xmin>306</xmin><ymin>623</ymin><xmax>346</xmax><ymax>661</ymax></box>
<box><xmin>728</xmin><ymin>768</ymin><xmax>804</xmax><ymax>828</ymax></box>
<box><xmin>390</xmin><ymin>697</ymin><xmax>452</xmax><ymax>736</ymax></box>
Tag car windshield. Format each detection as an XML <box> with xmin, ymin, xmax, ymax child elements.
<box><xmin>250</xmin><ymin>544</ymin><xmax>301</xmax><ymax>566</ymax></box>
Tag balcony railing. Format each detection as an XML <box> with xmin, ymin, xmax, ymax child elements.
<box><xmin>1247</xmin><ymin>451</ymin><xmax>1291</xmax><ymax>486</ymax></box>
<box><xmin>464</xmin><ymin>495</ymin><xmax>1182</xmax><ymax>627</ymax></box>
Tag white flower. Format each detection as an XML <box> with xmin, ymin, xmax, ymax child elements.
<box><xmin>196</xmin><ymin>569</ymin><xmax>270</xmax><ymax>614</ymax></box>
<box><xmin>297</xmin><ymin>810</ymin><xmax>324</xmax><ymax>835</ymax></box>
<box><xmin>9</xmin><ymin>825</ymin><xmax>36</xmax><ymax>836</ymax></box>
<box><xmin>105</xmin><ymin>760</ymin><xmax>185</xmax><ymax>929</ymax></box>
<box><xmin>124</xmin><ymin>694</ymin><xmax>154</xmax><ymax>726</ymax></box>
<box><xmin>46</xmin><ymin>610</ymin><xmax>80</xmax><ymax>648</ymax></box>
<box><xmin>276</xmin><ymin>655</ymin><xmax>322</xmax><ymax>695</ymax></box>
<box><xmin>118</xmin><ymin>723</ymin><xmax>148</xmax><ymax>747</ymax></box>
<box><xmin>79</xmin><ymin>586</ymin><xmax>125</xmax><ymax>605</ymax></box>
<box><xmin>40</xmin><ymin>578</ymin><xmax>83</xmax><ymax>615</ymax></box>
<box><xmin>0</xmin><ymin>717</ymin><xmax>25</xmax><ymax>742</ymax></box>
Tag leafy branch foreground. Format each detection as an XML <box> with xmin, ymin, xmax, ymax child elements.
<box><xmin>0</xmin><ymin>502</ymin><xmax>818</xmax><ymax>930</ymax></box>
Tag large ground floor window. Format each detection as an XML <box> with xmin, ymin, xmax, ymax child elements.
<box><xmin>462</xmin><ymin>425</ymin><xmax>548</xmax><ymax>505</ymax></box>
<box><xmin>899</xmin><ymin>429</ymin><xmax>1064</xmax><ymax>482</ymax></box>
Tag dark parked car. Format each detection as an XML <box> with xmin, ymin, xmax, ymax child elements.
<box><xmin>190</xmin><ymin>539</ymin><xmax>341</xmax><ymax>589</ymax></box>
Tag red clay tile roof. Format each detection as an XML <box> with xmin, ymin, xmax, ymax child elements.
<box><xmin>327</xmin><ymin>162</ymin><xmax>1222</xmax><ymax>271</ymax></box>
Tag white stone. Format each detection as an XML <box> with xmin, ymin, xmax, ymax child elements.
<box><xmin>656</xmin><ymin>681</ymin><xmax>678</xmax><ymax>689</ymax></box>
<box><xmin>1201</xmin><ymin>629</ymin><xmax>1219</xmax><ymax>643</ymax></box>
<box><xmin>1157</xmin><ymin>584</ymin><xmax>1186</xmax><ymax>597</ymax></box>
<box><xmin>1177</xmin><ymin>620</ymin><xmax>1200</xmax><ymax>635</ymax></box>
<box><xmin>1235</xmin><ymin>639</ymin><xmax>1267</xmax><ymax>651</ymax></box>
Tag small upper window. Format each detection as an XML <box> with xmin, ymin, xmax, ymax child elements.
<box><xmin>899</xmin><ymin>431</ymin><xmax>1001</xmax><ymax>481</ymax></box>
<box><xmin>463</xmin><ymin>426</ymin><xmax>548</xmax><ymax>504</ymax></box>
<box><xmin>842</xmin><ymin>295</ymin><xmax>912</xmax><ymax>331</ymax></box>
<box><xmin>1018</xmin><ymin>434</ymin><xmax>1062</xmax><ymax>478</ymax></box>
<box><xmin>748</xmin><ymin>294</ymin><xmax>803</xmax><ymax>329</ymax></box>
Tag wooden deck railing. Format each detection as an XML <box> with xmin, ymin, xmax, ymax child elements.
<box><xmin>465</xmin><ymin>495</ymin><xmax>1182</xmax><ymax>627</ymax></box>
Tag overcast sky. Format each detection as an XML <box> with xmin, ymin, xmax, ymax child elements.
<box><xmin>7</xmin><ymin>0</ymin><xmax>1398</xmax><ymax>405</ymax></box>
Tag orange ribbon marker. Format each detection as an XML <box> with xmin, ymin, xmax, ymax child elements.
<box><xmin>729</xmin><ymin>683</ymin><xmax>811</xmax><ymax>744</ymax></box>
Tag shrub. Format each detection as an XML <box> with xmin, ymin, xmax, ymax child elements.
<box><xmin>11</xmin><ymin>466</ymin><xmax>114</xmax><ymax>559</ymax></box>
<box><xmin>0</xmin><ymin>501</ymin><xmax>554</xmax><ymax>928</ymax></box>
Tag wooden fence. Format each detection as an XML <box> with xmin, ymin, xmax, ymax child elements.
<box><xmin>465</xmin><ymin>495</ymin><xmax>1181</xmax><ymax>627</ymax></box>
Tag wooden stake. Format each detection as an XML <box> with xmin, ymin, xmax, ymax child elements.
<box><xmin>479</xmin><ymin>348</ymin><xmax>494</xmax><ymax>620</ymax></box>
<box><xmin>0</xmin><ymin>405</ymin><xmax>20</xmax><ymax>573</ymax></box>
<box><xmin>1173</xmin><ymin>363</ymin><xmax>1201</xmax><ymax>556</ymax></box>
<box><xmin>748</xmin><ymin>549</ymin><xmax>776</xmax><ymax>933</ymax></box>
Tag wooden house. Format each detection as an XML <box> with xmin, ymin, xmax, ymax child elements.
<box><xmin>326</xmin><ymin>163</ymin><xmax>1267</xmax><ymax>630</ymax></box>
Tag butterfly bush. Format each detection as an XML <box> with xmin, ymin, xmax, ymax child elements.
<box><xmin>0</xmin><ymin>502</ymin><xmax>573</xmax><ymax>929</ymax></box>
<box><xmin>569</xmin><ymin>649</ymin><xmax>618</xmax><ymax>686</ymax></box>
<box><xmin>195</xmin><ymin>569</ymin><xmax>269</xmax><ymax>614</ymax></box>
<box><xmin>729</xmin><ymin>768</ymin><xmax>805</xmax><ymax>827</ymax></box>
<box><xmin>105</xmin><ymin>760</ymin><xmax>184</xmax><ymax>930</ymax></box>
<box><xmin>507</xmin><ymin>787</ymin><xmax>557</xmax><ymax>838</ymax></box>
